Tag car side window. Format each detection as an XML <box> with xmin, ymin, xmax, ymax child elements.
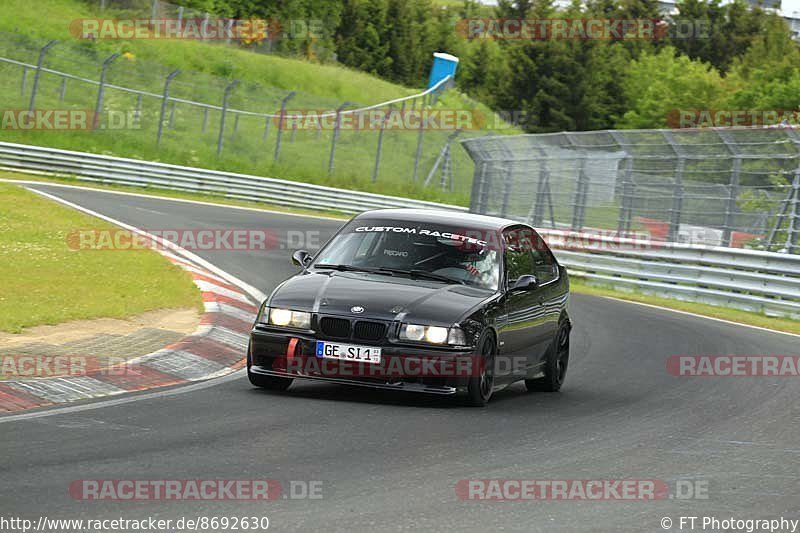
<box><xmin>504</xmin><ymin>228</ymin><xmax>558</xmax><ymax>285</ymax></box>
<box><xmin>503</xmin><ymin>229</ymin><xmax>534</xmax><ymax>283</ymax></box>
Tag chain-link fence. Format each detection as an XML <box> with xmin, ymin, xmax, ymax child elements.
<box><xmin>462</xmin><ymin>129</ymin><xmax>800</xmax><ymax>252</ymax></box>
<box><xmin>0</xmin><ymin>31</ymin><xmax>494</xmax><ymax>203</ymax></box>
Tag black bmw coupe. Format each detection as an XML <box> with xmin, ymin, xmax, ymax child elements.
<box><xmin>248</xmin><ymin>209</ymin><xmax>571</xmax><ymax>406</ymax></box>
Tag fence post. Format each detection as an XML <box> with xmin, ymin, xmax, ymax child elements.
<box><xmin>151</xmin><ymin>0</ymin><xmax>159</xmax><ymax>23</ymax></box>
<box><xmin>372</xmin><ymin>106</ymin><xmax>392</xmax><ymax>182</ymax></box>
<box><xmin>157</xmin><ymin>69</ymin><xmax>181</xmax><ymax>145</ymax></box>
<box><xmin>177</xmin><ymin>6</ymin><xmax>183</xmax><ymax>31</ymax></box>
<box><xmin>93</xmin><ymin>53</ymin><xmax>120</xmax><ymax>131</ymax></box>
<box><xmin>134</xmin><ymin>93</ymin><xmax>142</xmax><ymax>122</ymax></box>
<box><xmin>783</xmin><ymin>173</ymin><xmax>800</xmax><ymax>253</ymax></box>
<box><xmin>262</xmin><ymin>116</ymin><xmax>271</xmax><ymax>142</ymax></box>
<box><xmin>328</xmin><ymin>101</ymin><xmax>350</xmax><ymax>174</ymax></box>
<box><xmin>28</xmin><ymin>40</ymin><xmax>59</xmax><ymax>114</ymax></box>
<box><xmin>20</xmin><ymin>67</ymin><xmax>27</xmax><ymax>96</ymax></box>
<box><xmin>564</xmin><ymin>133</ymin><xmax>589</xmax><ymax>231</ymax></box>
<box><xmin>662</xmin><ymin>130</ymin><xmax>686</xmax><ymax>242</ymax></box>
<box><xmin>58</xmin><ymin>77</ymin><xmax>67</xmax><ymax>102</ymax></box>
<box><xmin>274</xmin><ymin>91</ymin><xmax>296</xmax><ymax>161</ymax></box>
<box><xmin>201</xmin><ymin>108</ymin><xmax>208</xmax><ymax>133</ymax></box>
<box><xmin>718</xmin><ymin>130</ymin><xmax>742</xmax><ymax>247</ymax></box>
<box><xmin>216</xmin><ymin>80</ymin><xmax>240</xmax><ymax>156</ymax></box>
<box><xmin>201</xmin><ymin>13</ymin><xmax>210</xmax><ymax>40</ymax></box>
<box><xmin>412</xmin><ymin>105</ymin><xmax>426</xmax><ymax>181</ymax></box>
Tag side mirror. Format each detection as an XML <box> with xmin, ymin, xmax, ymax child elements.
<box><xmin>291</xmin><ymin>249</ymin><xmax>312</xmax><ymax>268</ymax></box>
<box><xmin>510</xmin><ymin>274</ymin><xmax>539</xmax><ymax>292</ymax></box>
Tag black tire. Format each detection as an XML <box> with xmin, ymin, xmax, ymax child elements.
<box><xmin>247</xmin><ymin>345</ymin><xmax>293</xmax><ymax>391</ymax></box>
<box><xmin>465</xmin><ymin>334</ymin><xmax>496</xmax><ymax>407</ymax></box>
<box><xmin>525</xmin><ymin>323</ymin><xmax>570</xmax><ymax>393</ymax></box>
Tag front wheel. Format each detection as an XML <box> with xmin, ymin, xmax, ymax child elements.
<box><xmin>525</xmin><ymin>323</ymin><xmax>570</xmax><ymax>392</ymax></box>
<box><xmin>465</xmin><ymin>335</ymin><xmax>496</xmax><ymax>407</ymax></box>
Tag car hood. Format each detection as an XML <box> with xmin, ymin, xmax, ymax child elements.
<box><xmin>268</xmin><ymin>271</ymin><xmax>496</xmax><ymax>325</ymax></box>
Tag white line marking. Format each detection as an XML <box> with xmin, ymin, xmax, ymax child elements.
<box><xmin>586</xmin><ymin>294</ymin><xmax>800</xmax><ymax>339</ymax></box>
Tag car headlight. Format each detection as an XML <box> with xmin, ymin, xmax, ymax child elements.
<box><xmin>259</xmin><ymin>307</ymin><xmax>311</xmax><ymax>329</ymax></box>
<box><xmin>399</xmin><ymin>324</ymin><xmax>468</xmax><ymax>346</ymax></box>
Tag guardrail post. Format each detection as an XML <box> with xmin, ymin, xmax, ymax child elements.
<box><xmin>216</xmin><ymin>79</ymin><xmax>239</xmax><ymax>156</ymax></box>
<box><xmin>372</xmin><ymin>105</ymin><xmax>392</xmax><ymax>182</ymax></box>
<box><xmin>328</xmin><ymin>101</ymin><xmax>351</xmax><ymax>174</ymax></box>
<box><xmin>157</xmin><ymin>69</ymin><xmax>181</xmax><ymax>146</ymax></box>
<box><xmin>93</xmin><ymin>53</ymin><xmax>120</xmax><ymax>131</ymax></box>
<box><xmin>274</xmin><ymin>91</ymin><xmax>295</xmax><ymax>161</ymax></box>
<box><xmin>28</xmin><ymin>40</ymin><xmax>58</xmax><ymax>114</ymax></box>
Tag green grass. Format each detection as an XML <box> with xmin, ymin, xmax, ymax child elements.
<box><xmin>0</xmin><ymin>0</ymin><xmax>517</xmax><ymax>205</ymax></box>
<box><xmin>0</xmin><ymin>182</ymin><xmax>202</xmax><ymax>333</ymax></box>
<box><xmin>570</xmin><ymin>278</ymin><xmax>800</xmax><ymax>336</ymax></box>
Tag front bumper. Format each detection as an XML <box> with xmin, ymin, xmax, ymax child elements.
<box><xmin>249</xmin><ymin>326</ymin><xmax>478</xmax><ymax>395</ymax></box>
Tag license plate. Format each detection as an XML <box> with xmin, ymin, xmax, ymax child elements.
<box><xmin>315</xmin><ymin>341</ymin><xmax>381</xmax><ymax>364</ymax></box>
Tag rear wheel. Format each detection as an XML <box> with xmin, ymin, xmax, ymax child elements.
<box><xmin>525</xmin><ymin>323</ymin><xmax>570</xmax><ymax>392</ymax></box>
<box><xmin>465</xmin><ymin>335</ymin><xmax>496</xmax><ymax>407</ymax></box>
<box><xmin>247</xmin><ymin>345</ymin><xmax>293</xmax><ymax>391</ymax></box>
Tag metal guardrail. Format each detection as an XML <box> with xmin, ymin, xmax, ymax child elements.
<box><xmin>540</xmin><ymin>229</ymin><xmax>800</xmax><ymax>319</ymax></box>
<box><xmin>0</xmin><ymin>141</ymin><xmax>468</xmax><ymax>214</ymax></box>
<box><xmin>1</xmin><ymin>140</ymin><xmax>797</xmax><ymax>318</ymax></box>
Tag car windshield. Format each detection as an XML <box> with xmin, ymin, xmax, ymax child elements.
<box><xmin>312</xmin><ymin>219</ymin><xmax>501</xmax><ymax>290</ymax></box>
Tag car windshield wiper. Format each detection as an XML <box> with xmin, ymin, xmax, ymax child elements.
<box><xmin>313</xmin><ymin>264</ymin><xmax>393</xmax><ymax>275</ymax></box>
<box><xmin>374</xmin><ymin>267</ymin><xmax>465</xmax><ymax>285</ymax></box>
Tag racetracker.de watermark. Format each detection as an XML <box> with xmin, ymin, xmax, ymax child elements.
<box><xmin>456</xmin><ymin>479</ymin><xmax>709</xmax><ymax>500</ymax></box>
<box><xmin>667</xmin><ymin>109</ymin><xmax>800</xmax><ymax>128</ymax></box>
<box><xmin>274</xmin><ymin>109</ymin><xmax>489</xmax><ymax>131</ymax></box>
<box><xmin>0</xmin><ymin>109</ymin><xmax>139</xmax><ymax>131</ymax></box>
<box><xmin>68</xmin><ymin>479</ymin><xmax>323</xmax><ymax>501</ymax></box>
<box><xmin>0</xmin><ymin>355</ymin><xmax>129</xmax><ymax>378</ymax></box>
<box><xmin>456</xmin><ymin>18</ymin><xmax>709</xmax><ymax>40</ymax></box>
<box><xmin>667</xmin><ymin>355</ymin><xmax>800</xmax><ymax>377</ymax></box>
<box><xmin>64</xmin><ymin>228</ymin><xmax>323</xmax><ymax>252</ymax></box>
<box><xmin>70</xmin><ymin>18</ymin><xmax>323</xmax><ymax>41</ymax></box>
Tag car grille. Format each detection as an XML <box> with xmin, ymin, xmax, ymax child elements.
<box><xmin>320</xmin><ymin>317</ymin><xmax>351</xmax><ymax>338</ymax></box>
<box><xmin>318</xmin><ymin>316</ymin><xmax>388</xmax><ymax>342</ymax></box>
<box><xmin>353</xmin><ymin>321</ymin><xmax>387</xmax><ymax>342</ymax></box>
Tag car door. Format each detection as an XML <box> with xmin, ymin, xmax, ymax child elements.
<box><xmin>526</xmin><ymin>227</ymin><xmax>561</xmax><ymax>364</ymax></box>
<box><xmin>497</xmin><ymin>227</ymin><xmax>551</xmax><ymax>378</ymax></box>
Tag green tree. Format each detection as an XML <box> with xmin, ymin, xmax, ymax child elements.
<box><xmin>616</xmin><ymin>46</ymin><xmax>723</xmax><ymax>128</ymax></box>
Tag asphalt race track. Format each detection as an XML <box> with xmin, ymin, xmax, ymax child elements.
<box><xmin>2</xmin><ymin>184</ymin><xmax>799</xmax><ymax>533</ymax></box>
